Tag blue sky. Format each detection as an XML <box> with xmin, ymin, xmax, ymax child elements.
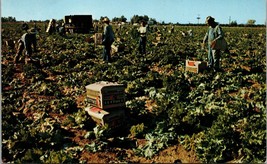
<box><xmin>1</xmin><ymin>0</ymin><xmax>266</xmax><ymax>24</ymax></box>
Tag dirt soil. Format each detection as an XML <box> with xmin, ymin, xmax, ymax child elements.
<box><xmin>70</xmin><ymin>128</ymin><xmax>200</xmax><ymax>163</ymax></box>
<box><xmin>79</xmin><ymin>144</ymin><xmax>199</xmax><ymax>163</ymax></box>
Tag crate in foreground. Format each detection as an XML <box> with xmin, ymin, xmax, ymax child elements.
<box><xmin>185</xmin><ymin>60</ymin><xmax>208</xmax><ymax>73</ymax></box>
<box><xmin>85</xmin><ymin>81</ymin><xmax>125</xmax><ymax>110</ymax></box>
<box><xmin>85</xmin><ymin>106</ymin><xmax>125</xmax><ymax>129</ymax></box>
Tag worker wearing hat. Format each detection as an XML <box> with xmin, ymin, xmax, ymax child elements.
<box><xmin>14</xmin><ymin>23</ymin><xmax>38</xmax><ymax>63</ymax></box>
<box><xmin>102</xmin><ymin>17</ymin><xmax>115</xmax><ymax>62</ymax></box>
<box><xmin>202</xmin><ymin>16</ymin><xmax>224</xmax><ymax>72</ymax></box>
<box><xmin>138</xmin><ymin>20</ymin><xmax>147</xmax><ymax>54</ymax></box>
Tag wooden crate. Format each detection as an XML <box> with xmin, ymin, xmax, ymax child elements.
<box><xmin>185</xmin><ymin>60</ymin><xmax>207</xmax><ymax>73</ymax></box>
<box><xmin>85</xmin><ymin>106</ymin><xmax>125</xmax><ymax>129</ymax></box>
<box><xmin>85</xmin><ymin>81</ymin><xmax>125</xmax><ymax>110</ymax></box>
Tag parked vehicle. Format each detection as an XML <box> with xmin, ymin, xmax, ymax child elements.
<box><xmin>64</xmin><ymin>15</ymin><xmax>93</xmax><ymax>33</ymax></box>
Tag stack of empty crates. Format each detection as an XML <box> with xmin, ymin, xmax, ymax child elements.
<box><xmin>84</xmin><ymin>81</ymin><xmax>126</xmax><ymax>129</ymax></box>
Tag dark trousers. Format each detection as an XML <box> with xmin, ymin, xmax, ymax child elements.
<box><xmin>139</xmin><ymin>36</ymin><xmax>147</xmax><ymax>54</ymax></box>
<box><xmin>103</xmin><ymin>43</ymin><xmax>112</xmax><ymax>62</ymax></box>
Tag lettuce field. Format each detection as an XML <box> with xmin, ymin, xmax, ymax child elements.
<box><xmin>1</xmin><ymin>22</ymin><xmax>266</xmax><ymax>163</ymax></box>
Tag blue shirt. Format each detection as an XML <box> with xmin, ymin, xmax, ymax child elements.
<box><xmin>203</xmin><ymin>24</ymin><xmax>223</xmax><ymax>45</ymax></box>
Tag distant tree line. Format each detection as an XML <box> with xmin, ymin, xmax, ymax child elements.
<box><xmin>2</xmin><ymin>16</ymin><xmax>264</xmax><ymax>27</ymax></box>
<box><xmin>112</xmin><ymin>15</ymin><xmax>127</xmax><ymax>22</ymax></box>
<box><xmin>2</xmin><ymin>16</ymin><xmax>16</xmax><ymax>22</ymax></box>
<box><xmin>95</xmin><ymin>15</ymin><xmax>157</xmax><ymax>25</ymax></box>
<box><xmin>130</xmin><ymin>15</ymin><xmax>157</xmax><ymax>25</ymax></box>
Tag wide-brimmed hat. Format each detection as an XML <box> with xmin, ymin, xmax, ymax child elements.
<box><xmin>103</xmin><ymin>17</ymin><xmax>110</xmax><ymax>23</ymax></box>
<box><xmin>205</xmin><ymin>16</ymin><xmax>215</xmax><ymax>23</ymax></box>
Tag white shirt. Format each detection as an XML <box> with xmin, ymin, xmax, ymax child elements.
<box><xmin>138</xmin><ymin>26</ymin><xmax>147</xmax><ymax>37</ymax></box>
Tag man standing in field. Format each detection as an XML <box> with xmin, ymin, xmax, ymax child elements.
<box><xmin>14</xmin><ymin>23</ymin><xmax>38</xmax><ymax>63</ymax></box>
<box><xmin>202</xmin><ymin>16</ymin><xmax>224</xmax><ymax>72</ymax></box>
<box><xmin>138</xmin><ymin>20</ymin><xmax>148</xmax><ymax>54</ymax></box>
<box><xmin>102</xmin><ymin>17</ymin><xmax>115</xmax><ymax>62</ymax></box>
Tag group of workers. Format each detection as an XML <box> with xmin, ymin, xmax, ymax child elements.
<box><xmin>14</xmin><ymin>16</ymin><xmax>225</xmax><ymax>72</ymax></box>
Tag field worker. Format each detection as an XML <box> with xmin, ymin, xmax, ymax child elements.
<box><xmin>93</xmin><ymin>22</ymin><xmax>99</xmax><ymax>32</ymax></box>
<box><xmin>46</xmin><ymin>19</ymin><xmax>57</xmax><ymax>34</ymax></box>
<box><xmin>170</xmin><ymin>25</ymin><xmax>175</xmax><ymax>33</ymax></box>
<box><xmin>187</xmin><ymin>29</ymin><xmax>193</xmax><ymax>37</ymax></box>
<box><xmin>202</xmin><ymin>16</ymin><xmax>223</xmax><ymax>72</ymax></box>
<box><xmin>14</xmin><ymin>23</ymin><xmax>37</xmax><ymax>63</ymax></box>
<box><xmin>58</xmin><ymin>23</ymin><xmax>66</xmax><ymax>36</ymax></box>
<box><xmin>102</xmin><ymin>17</ymin><xmax>115</xmax><ymax>62</ymax></box>
<box><xmin>138</xmin><ymin>20</ymin><xmax>147</xmax><ymax>54</ymax></box>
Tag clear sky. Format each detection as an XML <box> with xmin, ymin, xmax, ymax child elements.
<box><xmin>1</xmin><ymin>0</ymin><xmax>266</xmax><ymax>24</ymax></box>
